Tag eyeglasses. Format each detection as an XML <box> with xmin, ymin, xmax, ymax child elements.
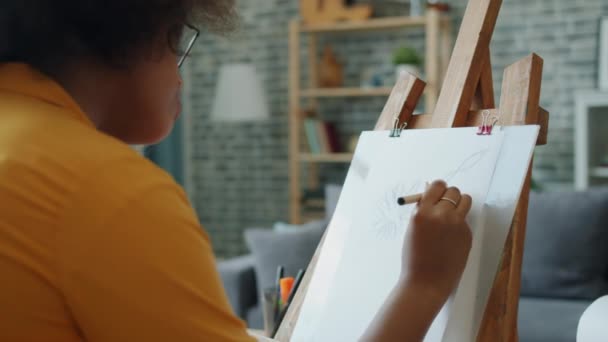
<box><xmin>178</xmin><ymin>25</ymin><xmax>200</xmax><ymax>68</ymax></box>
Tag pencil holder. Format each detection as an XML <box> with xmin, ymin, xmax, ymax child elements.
<box><xmin>262</xmin><ymin>287</ymin><xmax>278</xmax><ymax>336</ymax></box>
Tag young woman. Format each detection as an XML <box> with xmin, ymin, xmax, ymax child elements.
<box><xmin>0</xmin><ymin>1</ymin><xmax>473</xmax><ymax>341</ymax></box>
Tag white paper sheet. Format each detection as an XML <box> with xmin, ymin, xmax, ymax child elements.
<box><xmin>453</xmin><ymin>125</ymin><xmax>540</xmax><ymax>339</ymax></box>
<box><xmin>292</xmin><ymin>127</ymin><xmax>507</xmax><ymax>342</ymax></box>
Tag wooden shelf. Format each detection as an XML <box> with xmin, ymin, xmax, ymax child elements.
<box><xmin>591</xmin><ymin>167</ymin><xmax>608</xmax><ymax>178</ymax></box>
<box><xmin>300</xmin><ymin>153</ymin><xmax>354</xmax><ymax>163</ymax></box>
<box><xmin>300</xmin><ymin>16</ymin><xmax>427</xmax><ymax>33</ymax></box>
<box><xmin>288</xmin><ymin>9</ymin><xmax>451</xmax><ymax>223</ymax></box>
<box><xmin>301</xmin><ymin>87</ymin><xmax>393</xmax><ymax>98</ymax></box>
<box><xmin>301</xmin><ymin>212</ymin><xmax>326</xmax><ymax>222</ymax></box>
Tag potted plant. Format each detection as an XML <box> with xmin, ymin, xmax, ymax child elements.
<box><xmin>392</xmin><ymin>46</ymin><xmax>422</xmax><ymax>79</ymax></box>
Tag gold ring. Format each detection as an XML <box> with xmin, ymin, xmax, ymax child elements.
<box><xmin>440</xmin><ymin>197</ymin><xmax>458</xmax><ymax>207</ymax></box>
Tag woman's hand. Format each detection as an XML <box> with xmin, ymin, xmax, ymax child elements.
<box><xmin>361</xmin><ymin>180</ymin><xmax>474</xmax><ymax>342</ymax></box>
<box><xmin>401</xmin><ymin>180</ymin><xmax>473</xmax><ymax>301</ymax></box>
<box><xmin>361</xmin><ymin>181</ymin><xmax>472</xmax><ymax>342</ymax></box>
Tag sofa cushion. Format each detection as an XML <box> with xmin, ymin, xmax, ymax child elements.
<box><xmin>244</xmin><ymin>220</ymin><xmax>326</xmax><ymax>301</ymax></box>
<box><xmin>217</xmin><ymin>254</ymin><xmax>257</xmax><ymax>319</ymax></box>
<box><xmin>518</xmin><ymin>297</ymin><xmax>591</xmax><ymax>342</ymax></box>
<box><xmin>521</xmin><ymin>188</ymin><xmax>608</xmax><ymax>300</ymax></box>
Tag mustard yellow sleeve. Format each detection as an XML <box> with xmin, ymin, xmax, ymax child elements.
<box><xmin>58</xmin><ymin>176</ymin><xmax>255</xmax><ymax>342</ymax></box>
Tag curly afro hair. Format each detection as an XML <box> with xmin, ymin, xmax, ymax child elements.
<box><xmin>0</xmin><ymin>0</ymin><xmax>237</xmax><ymax>72</ymax></box>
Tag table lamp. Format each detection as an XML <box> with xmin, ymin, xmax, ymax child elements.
<box><xmin>211</xmin><ymin>63</ymin><xmax>270</xmax><ymax>122</ymax></box>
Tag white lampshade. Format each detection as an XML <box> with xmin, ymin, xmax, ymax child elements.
<box><xmin>210</xmin><ymin>63</ymin><xmax>270</xmax><ymax>122</ymax></box>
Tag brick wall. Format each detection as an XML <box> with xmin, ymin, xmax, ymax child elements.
<box><xmin>186</xmin><ymin>0</ymin><xmax>608</xmax><ymax>258</ymax></box>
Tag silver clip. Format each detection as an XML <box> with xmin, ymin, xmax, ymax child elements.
<box><xmin>389</xmin><ymin>117</ymin><xmax>408</xmax><ymax>138</ymax></box>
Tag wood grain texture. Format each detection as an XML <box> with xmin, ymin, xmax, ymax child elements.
<box><xmin>472</xmin><ymin>48</ymin><xmax>495</xmax><ymax>110</ymax></box>
<box><xmin>498</xmin><ymin>54</ymin><xmax>543</xmax><ymax>125</ymax></box>
<box><xmin>504</xmin><ymin>164</ymin><xmax>532</xmax><ymax>342</ymax></box>
<box><xmin>431</xmin><ymin>0</ymin><xmax>502</xmax><ymax>128</ymax></box>
<box><xmin>477</xmin><ymin>53</ymin><xmax>544</xmax><ymax>342</ymax></box>
<box><xmin>288</xmin><ymin>19</ymin><xmax>302</xmax><ymax>224</ymax></box>
<box><xmin>537</xmin><ymin>108</ymin><xmax>549</xmax><ymax>145</ymax></box>
<box><xmin>375</xmin><ymin>73</ymin><xmax>426</xmax><ymax>130</ymax></box>
<box><xmin>425</xmin><ymin>7</ymin><xmax>441</xmax><ymax>112</ymax></box>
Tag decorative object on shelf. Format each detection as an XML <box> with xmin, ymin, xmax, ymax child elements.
<box><xmin>392</xmin><ymin>45</ymin><xmax>423</xmax><ymax>80</ymax></box>
<box><xmin>599</xmin><ymin>17</ymin><xmax>608</xmax><ymax>90</ymax></box>
<box><xmin>300</xmin><ymin>0</ymin><xmax>373</xmax><ymax>25</ymax></box>
<box><xmin>210</xmin><ymin>63</ymin><xmax>269</xmax><ymax>122</ymax></box>
<box><xmin>359</xmin><ymin>67</ymin><xmax>385</xmax><ymax>88</ymax></box>
<box><xmin>318</xmin><ymin>45</ymin><xmax>344</xmax><ymax>87</ymax></box>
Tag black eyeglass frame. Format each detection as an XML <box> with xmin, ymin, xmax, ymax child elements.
<box><xmin>178</xmin><ymin>25</ymin><xmax>200</xmax><ymax>68</ymax></box>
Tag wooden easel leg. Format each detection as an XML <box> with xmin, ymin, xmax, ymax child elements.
<box><xmin>431</xmin><ymin>0</ymin><xmax>503</xmax><ymax>127</ymax></box>
<box><xmin>471</xmin><ymin>48</ymin><xmax>496</xmax><ymax>110</ymax></box>
<box><xmin>477</xmin><ymin>54</ymin><xmax>544</xmax><ymax>342</ymax></box>
<box><xmin>505</xmin><ymin>164</ymin><xmax>533</xmax><ymax>341</ymax></box>
<box><xmin>375</xmin><ymin>74</ymin><xmax>426</xmax><ymax>130</ymax></box>
<box><xmin>498</xmin><ymin>54</ymin><xmax>543</xmax><ymax>125</ymax></box>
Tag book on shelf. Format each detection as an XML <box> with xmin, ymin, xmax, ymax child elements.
<box><xmin>303</xmin><ymin>118</ymin><xmax>341</xmax><ymax>154</ymax></box>
<box><xmin>325</xmin><ymin>122</ymin><xmax>341</xmax><ymax>153</ymax></box>
<box><xmin>304</xmin><ymin>119</ymin><xmax>321</xmax><ymax>154</ymax></box>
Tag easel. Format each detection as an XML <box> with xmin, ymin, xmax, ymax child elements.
<box><xmin>273</xmin><ymin>0</ymin><xmax>549</xmax><ymax>340</ymax></box>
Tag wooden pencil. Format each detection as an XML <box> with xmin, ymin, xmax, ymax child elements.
<box><xmin>397</xmin><ymin>193</ymin><xmax>423</xmax><ymax>206</ymax></box>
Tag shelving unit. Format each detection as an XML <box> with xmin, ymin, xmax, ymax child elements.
<box><xmin>300</xmin><ymin>15</ymin><xmax>429</xmax><ymax>33</ymax></box>
<box><xmin>300</xmin><ymin>153</ymin><xmax>355</xmax><ymax>163</ymax></box>
<box><xmin>288</xmin><ymin>9</ymin><xmax>452</xmax><ymax>223</ymax></box>
<box><xmin>300</xmin><ymin>87</ymin><xmax>393</xmax><ymax>97</ymax></box>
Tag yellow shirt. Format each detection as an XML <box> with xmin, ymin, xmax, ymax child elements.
<box><xmin>0</xmin><ymin>64</ymin><xmax>254</xmax><ymax>342</ymax></box>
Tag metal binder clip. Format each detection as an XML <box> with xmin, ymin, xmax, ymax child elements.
<box><xmin>487</xmin><ymin>116</ymin><xmax>500</xmax><ymax>135</ymax></box>
<box><xmin>477</xmin><ymin>110</ymin><xmax>499</xmax><ymax>136</ymax></box>
<box><xmin>389</xmin><ymin>117</ymin><xmax>408</xmax><ymax>138</ymax></box>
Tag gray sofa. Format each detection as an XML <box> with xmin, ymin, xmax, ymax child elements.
<box><xmin>219</xmin><ymin>189</ymin><xmax>608</xmax><ymax>341</ymax></box>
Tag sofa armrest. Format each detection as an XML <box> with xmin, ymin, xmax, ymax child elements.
<box><xmin>217</xmin><ymin>254</ymin><xmax>258</xmax><ymax>319</ymax></box>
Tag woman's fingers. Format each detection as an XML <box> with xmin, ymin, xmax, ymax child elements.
<box><xmin>420</xmin><ymin>180</ymin><xmax>447</xmax><ymax>206</ymax></box>
<box><xmin>436</xmin><ymin>187</ymin><xmax>461</xmax><ymax>210</ymax></box>
<box><xmin>419</xmin><ymin>181</ymin><xmax>471</xmax><ymax>216</ymax></box>
<box><xmin>456</xmin><ymin>194</ymin><xmax>473</xmax><ymax>216</ymax></box>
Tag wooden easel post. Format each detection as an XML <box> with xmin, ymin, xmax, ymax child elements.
<box><xmin>276</xmin><ymin>0</ymin><xmax>549</xmax><ymax>340</ymax></box>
